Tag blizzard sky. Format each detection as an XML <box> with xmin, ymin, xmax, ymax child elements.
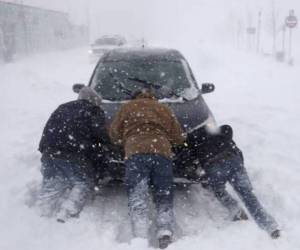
<box><xmin>2</xmin><ymin>0</ymin><xmax>299</xmax><ymax>55</ymax></box>
<box><xmin>4</xmin><ymin>0</ymin><xmax>299</xmax><ymax>41</ymax></box>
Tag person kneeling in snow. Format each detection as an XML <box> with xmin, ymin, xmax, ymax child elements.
<box><xmin>37</xmin><ymin>87</ymin><xmax>109</xmax><ymax>222</ymax></box>
<box><xmin>109</xmin><ymin>89</ymin><xmax>185</xmax><ymax>249</ymax></box>
<box><xmin>192</xmin><ymin>125</ymin><xmax>280</xmax><ymax>238</ymax></box>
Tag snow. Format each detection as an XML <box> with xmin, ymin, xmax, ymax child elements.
<box><xmin>1</xmin><ymin>43</ymin><xmax>300</xmax><ymax>250</ymax></box>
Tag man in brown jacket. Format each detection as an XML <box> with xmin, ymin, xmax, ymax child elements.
<box><xmin>110</xmin><ymin>89</ymin><xmax>185</xmax><ymax>248</ymax></box>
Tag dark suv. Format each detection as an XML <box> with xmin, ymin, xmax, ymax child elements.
<box><xmin>74</xmin><ymin>48</ymin><xmax>216</xmax><ymax>183</ymax></box>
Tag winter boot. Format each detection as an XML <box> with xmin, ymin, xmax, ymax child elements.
<box><xmin>270</xmin><ymin>229</ymin><xmax>281</xmax><ymax>239</ymax></box>
<box><xmin>158</xmin><ymin>235</ymin><xmax>172</xmax><ymax>249</ymax></box>
<box><xmin>232</xmin><ymin>209</ymin><xmax>249</xmax><ymax>221</ymax></box>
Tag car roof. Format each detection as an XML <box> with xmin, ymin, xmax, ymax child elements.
<box><xmin>102</xmin><ymin>48</ymin><xmax>185</xmax><ymax>62</ymax></box>
<box><xmin>95</xmin><ymin>35</ymin><xmax>125</xmax><ymax>40</ymax></box>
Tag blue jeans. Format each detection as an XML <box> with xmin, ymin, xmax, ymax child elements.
<box><xmin>37</xmin><ymin>155</ymin><xmax>94</xmax><ymax>220</ymax></box>
<box><xmin>204</xmin><ymin>154</ymin><xmax>278</xmax><ymax>234</ymax></box>
<box><xmin>125</xmin><ymin>154</ymin><xmax>174</xmax><ymax>239</ymax></box>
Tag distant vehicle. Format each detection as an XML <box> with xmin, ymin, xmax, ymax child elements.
<box><xmin>88</xmin><ymin>35</ymin><xmax>126</xmax><ymax>61</ymax></box>
<box><xmin>74</xmin><ymin>47</ymin><xmax>216</xmax><ymax>184</ymax></box>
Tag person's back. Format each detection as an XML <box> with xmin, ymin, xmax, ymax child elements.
<box><xmin>110</xmin><ymin>91</ymin><xmax>185</xmax><ymax>159</ymax></box>
<box><xmin>187</xmin><ymin>125</ymin><xmax>242</xmax><ymax>168</ymax></box>
<box><xmin>39</xmin><ymin>99</ymin><xmax>106</xmax><ymax>165</ymax></box>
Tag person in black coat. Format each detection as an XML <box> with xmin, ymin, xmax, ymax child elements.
<box><xmin>187</xmin><ymin>125</ymin><xmax>280</xmax><ymax>239</ymax></box>
<box><xmin>37</xmin><ymin>87</ymin><xmax>109</xmax><ymax>222</ymax></box>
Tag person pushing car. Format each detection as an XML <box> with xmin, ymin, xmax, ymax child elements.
<box><xmin>189</xmin><ymin>124</ymin><xmax>280</xmax><ymax>238</ymax></box>
<box><xmin>109</xmin><ymin>88</ymin><xmax>185</xmax><ymax>248</ymax></box>
<box><xmin>37</xmin><ymin>87</ymin><xmax>109</xmax><ymax>222</ymax></box>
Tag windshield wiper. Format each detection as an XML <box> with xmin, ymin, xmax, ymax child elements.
<box><xmin>128</xmin><ymin>77</ymin><xmax>188</xmax><ymax>101</ymax></box>
<box><xmin>128</xmin><ymin>77</ymin><xmax>161</xmax><ymax>90</ymax></box>
<box><xmin>109</xmin><ymin>72</ymin><xmax>133</xmax><ymax>98</ymax></box>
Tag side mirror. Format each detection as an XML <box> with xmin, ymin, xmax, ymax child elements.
<box><xmin>73</xmin><ymin>83</ymin><xmax>85</xmax><ymax>93</ymax></box>
<box><xmin>201</xmin><ymin>83</ymin><xmax>215</xmax><ymax>94</ymax></box>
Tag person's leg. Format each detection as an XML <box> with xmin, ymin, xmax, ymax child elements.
<box><xmin>57</xmin><ymin>162</ymin><xmax>95</xmax><ymax>222</ymax></box>
<box><xmin>204</xmin><ymin>161</ymin><xmax>247</xmax><ymax>220</ymax></box>
<box><xmin>211</xmin><ymin>187</ymin><xmax>248</xmax><ymax>221</ymax></box>
<box><xmin>125</xmin><ymin>154</ymin><xmax>151</xmax><ymax>238</ymax></box>
<box><xmin>150</xmin><ymin>155</ymin><xmax>175</xmax><ymax>243</ymax></box>
<box><xmin>37</xmin><ymin>156</ymin><xmax>69</xmax><ymax>217</ymax></box>
<box><xmin>228</xmin><ymin>155</ymin><xmax>279</xmax><ymax>236</ymax></box>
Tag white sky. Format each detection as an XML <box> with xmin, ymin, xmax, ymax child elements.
<box><xmin>2</xmin><ymin>0</ymin><xmax>300</xmax><ymax>44</ymax></box>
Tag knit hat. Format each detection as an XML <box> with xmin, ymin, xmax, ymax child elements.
<box><xmin>78</xmin><ymin>87</ymin><xmax>102</xmax><ymax>106</ymax></box>
<box><xmin>132</xmin><ymin>88</ymin><xmax>156</xmax><ymax>100</ymax></box>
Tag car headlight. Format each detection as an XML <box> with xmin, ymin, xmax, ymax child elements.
<box><xmin>187</xmin><ymin>113</ymin><xmax>218</xmax><ymax>134</ymax></box>
<box><xmin>88</xmin><ymin>49</ymin><xmax>93</xmax><ymax>54</ymax></box>
<box><xmin>205</xmin><ymin>114</ymin><xmax>220</xmax><ymax>134</ymax></box>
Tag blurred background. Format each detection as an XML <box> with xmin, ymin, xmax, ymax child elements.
<box><xmin>0</xmin><ymin>0</ymin><xmax>299</xmax><ymax>63</ymax></box>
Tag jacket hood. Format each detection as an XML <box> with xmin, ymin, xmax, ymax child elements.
<box><xmin>78</xmin><ymin>87</ymin><xmax>102</xmax><ymax>106</ymax></box>
<box><xmin>134</xmin><ymin>90</ymin><xmax>157</xmax><ymax>100</ymax></box>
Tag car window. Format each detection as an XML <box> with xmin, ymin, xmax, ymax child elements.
<box><xmin>91</xmin><ymin>59</ymin><xmax>193</xmax><ymax>101</ymax></box>
<box><xmin>95</xmin><ymin>38</ymin><xmax>122</xmax><ymax>46</ymax></box>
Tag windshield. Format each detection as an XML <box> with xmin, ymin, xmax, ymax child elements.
<box><xmin>91</xmin><ymin>59</ymin><xmax>194</xmax><ymax>101</ymax></box>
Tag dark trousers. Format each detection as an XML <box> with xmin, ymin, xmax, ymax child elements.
<box><xmin>125</xmin><ymin>154</ymin><xmax>174</xmax><ymax>239</ymax></box>
<box><xmin>204</xmin><ymin>154</ymin><xmax>278</xmax><ymax>234</ymax></box>
<box><xmin>37</xmin><ymin>154</ymin><xmax>94</xmax><ymax>219</ymax></box>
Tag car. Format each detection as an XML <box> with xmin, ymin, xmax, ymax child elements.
<box><xmin>74</xmin><ymin>47</ymin><xmax>216</xmax><ymax>184</ymax></box>
<box><xmin>88</xmin><ymin>35</ymin><xmax>126</xmax><ymax>61</ymax></box>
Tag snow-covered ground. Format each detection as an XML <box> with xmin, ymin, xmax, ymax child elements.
<box><xmin>0</xmin><ymin>44</ymin><xmax>299</xmax><ymax>250</ymax></box>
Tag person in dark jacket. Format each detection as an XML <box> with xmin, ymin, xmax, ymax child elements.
<box><xmin>109</xmin><ymin>89</ymin><xmax>185</xmax><ymax>248</ymax></box>
<box><xmin>188</xmin><ymin>125</ymin><xmax>280</xmax><ymax>239</ymax></box>
<box><xmin>37</xmin><ymin>87</ymin><xmax>109</xmax><ymax>222</ymax></box>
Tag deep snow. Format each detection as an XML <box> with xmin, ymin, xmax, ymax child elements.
<box><xmin>0</xmin><ymin>43</ymin><xmax>300</xmax><ymax>250</ymax></box>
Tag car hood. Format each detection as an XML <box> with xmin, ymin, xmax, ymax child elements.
<box><xmin>101</xmin><ymin>95</ymin><xmax>214</xmax><ymax>133</ymax></box>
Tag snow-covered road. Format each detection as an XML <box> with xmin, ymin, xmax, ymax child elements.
<box><xmin>0</xmin><ymin>44</ymin><xmax>299</xmax><ymax>250</ymax></box>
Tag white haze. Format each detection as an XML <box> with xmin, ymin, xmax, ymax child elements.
<box><xmin>5</xmin><ymin>0</ymin><xmax>300</xmax><ymax>45</ymax></box>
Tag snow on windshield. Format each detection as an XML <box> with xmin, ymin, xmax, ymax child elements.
<box><xmin>91</xmin><ymin>59</ymin><xmax>196</xmax><ymax>101</ymax></box>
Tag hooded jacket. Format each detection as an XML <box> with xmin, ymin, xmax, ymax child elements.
<box><xmin>187</xmin><ymin>124</ymin><xmax>242</xmax><ymax>168</ymax></box>
<box><xmin>39</xmin><ymin>87</ymin><xmax>109</xmax><ymax>166</ymax></box>
<box><xmin>109</xmin><ymin>92</ymin><xmax>185</xmax><ymax>159</ymax></box>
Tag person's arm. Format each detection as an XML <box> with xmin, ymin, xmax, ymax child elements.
<box><xmin>167</xmin><ymin>107</ymin><xmax>186</xmax><ymax>146</ymax></box>
<box><xmin>90</xmin><ymin>106</ymin><xmax>110</xmax><ymax>145</ymax></box>
<box><xmin>88</xmin><ymin>107</ymin><xmax>111</xmax><ymax>169</ymax></box>
<box><xmin>109</xmin><ymin>105</ymin><xmax>126</xmax><ymax>145</ymax></box>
